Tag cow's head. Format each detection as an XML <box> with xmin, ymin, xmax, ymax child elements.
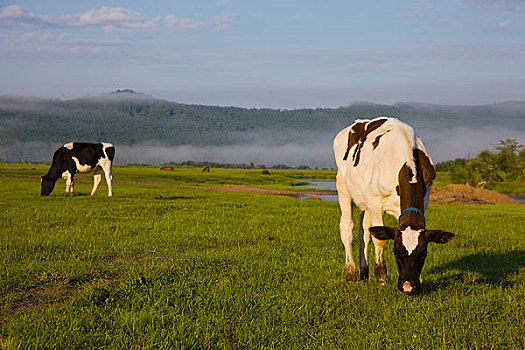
<box><xmin>369</xmin><ymin>224</ymin><xmax>454</xmax><ymax>294</ymax></box>
<box><xmin>40</xmin><ymin>175</ymin><xmax>56</xmax><ymax>196</ymax></box>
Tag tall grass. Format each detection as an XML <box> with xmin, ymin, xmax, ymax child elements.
<box><xmin>0</xmin><ymin>164</ymin><xmax>523</xmax><ymax>349</ymax></box>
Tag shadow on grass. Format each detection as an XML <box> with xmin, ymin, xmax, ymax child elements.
<box><xmin>59</xmin><ymin>194</ymin><xmax>206</xmax><ymax>200</ymax></box>
<box><xmin>422</xmin><ymin>250</ymin><xmax>524</xmax><ymax>292</ymax></box>
<box><xmin>154</xmin><ymin>195</ymin><xmax>207</xmax><ymax>201</ymax></box>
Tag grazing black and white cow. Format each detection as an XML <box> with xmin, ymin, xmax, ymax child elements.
<box><xmin>333</xmin><ymin>117</ymin><xmax>454</xmax><ymax>293</ymax></box>
<box><xmin>41</xmin><ymin>142</ymin><xmax>115</xmax><ymax>197</ymax></box>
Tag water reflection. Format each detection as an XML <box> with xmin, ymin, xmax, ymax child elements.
<box><xmin>296</xmin><ymin>178</ymin><xmax>338</xmax><ymax>201</ymax></box>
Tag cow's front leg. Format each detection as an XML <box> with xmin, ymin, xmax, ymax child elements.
<box><xmin>337</xmin><ymin>175</ymin><xmax>356</xmax><ymax>282</ymax></box>
<box><xmin>341</xmin><ymin>213</ymin><xmax>356</xmax><ymax>282</ymax></box>
<box><xmin>368</xmin><ymin>208</ymin><xmax>389</xmax><ymax>285</ymax></box>
<box><xmin>371</xmin><ymin>236</ymin><xmax>389</xmax><ymax>285</ymax></box>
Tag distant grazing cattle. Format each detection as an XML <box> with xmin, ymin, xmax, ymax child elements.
<box><xmin>262</xmin><ymin>170</ymin><xmax>271</xmax><ymax>175</ymax></box>
<box><xmin>333</xmin><ymin>117</ymin><xmax>454</xmax><ymax>293</ymax></box>
<box><xmin>41</xmin><ymin>142</ymin><xmax>115</xmax><ymax>197</ymax></box>
<box><xmin>202</xmin><ymin>167</ymin><xmax>210</xmax><ymax>172</ymax></box>
<box><xmin>160</xmin><ymin>166</ymin><xmax>174</xmax><ymax>171</ymax></box>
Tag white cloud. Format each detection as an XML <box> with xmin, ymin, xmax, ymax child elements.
<box><xmin>498</xmin><ymin>19</ymin><xmax>513</xmax><ymax>27</ymax></box>
<box><xmin>211</xmin><ymin>12</ymin><xmax>234</xmax><ymax>31</ymax></box>
<box><xmin>165</xmin><ymin>14</ymin><xmax>201</xmax><ymax>31</ymax></box>
<box><xmin>0</xmin><ymin>5</ymin><xmax>160</xmax><ymax>30</ymax></box>
<box><xmin>460</xmin><ymin>0</ymin><xmax>525</xmax><ymax>11</ymax></box>
<box><xmin>1</xmin><ymin>5</ymin><xmax>208</xmax><ymax>33</ymax></box>
<box><xmin>0</xmin><ymin>4</ymin><xmax>25</xmax><ymax>19</ymax></box>
<box><xmin>165</xmin><ymin>14</ymin><xmax>177</xmax><ymax>28</ymax></box>
<box><xmin>398</xmin><ymin>11</ymin><xmax>418</xmax><ymax>19</ymax></box>
<box><xmin>0</xmin><ymin>5</ymin><xmax>55</xmax><ymax>27</ymax></box>
<box><xmin>61</xmin><ymin>6</ymin><xmax>160</xmax><ymax>30</ymax></box>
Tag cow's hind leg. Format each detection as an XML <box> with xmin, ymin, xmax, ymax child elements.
<box><xmin>91</xmin><ymin>169</ymin><xmax>102</xmax><ymax>196</ymax></box>
<box><xmin>99</xmin><ymin>160</ymin><xmax>113</xmax><ymax>196</ymax></box>
<box><xmin>337</xmin><ymin>174</ymin><xmax>356</xmax><ymax>282</ymax></box>
<box><xmin>65</xmin><ymin>172</ymin><xmax>73</xmax><ymax>196</ymax></box>
<box><xmin>105</xmin><ymin>168</ymin><xmax>112</xmax><ymax>196</ymax></box>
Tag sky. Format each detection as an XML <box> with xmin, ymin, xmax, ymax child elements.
<box><xmin>1</xmin><ymin>0</ymin><xmax>525</xmax><ymax>108</ymax></box>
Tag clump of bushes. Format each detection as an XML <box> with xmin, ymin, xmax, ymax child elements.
<box><xmin>435</xmin><ymin>139</ymin><xmax>525</xmax><ymax>191</ymax></box>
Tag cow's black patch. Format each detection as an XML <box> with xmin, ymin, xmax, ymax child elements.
<box><xmin>106</xmin><ymin>146</ymin><xmax>115</xmax><ymax>162</ymax></box>
<box><xmin>343</xmin><ymin>118</ymin><xmax>387</xmax><ymax>166</ymax></box>
<box><xmin>372</xmin><ymin>130</ymin><xmax>390</xmax><ymax>150</ymax></box>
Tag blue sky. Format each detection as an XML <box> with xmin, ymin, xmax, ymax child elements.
<box><xmin>1</xmin><ymin>0</ymin><xmax>525</xmax><ymax>108</ymax></box>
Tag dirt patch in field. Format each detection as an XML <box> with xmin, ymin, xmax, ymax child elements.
<box><xmin>429</xmin><ymin>184</ymin><xmax>521</xmax><ymax>204</ymax></box>
<box><xmin>7</xmin><ymin>269</ymin><xmax>112</xmax><ymax>313</ymax></box>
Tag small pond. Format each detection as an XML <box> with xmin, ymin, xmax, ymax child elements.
<box><xmin>510</xmin><ymin>196</ymin><xmax>525</xmax><ymax>203</ymax></box>
<box><xmin>296</xmin><ymin>178</ymin><xmax>338</xmax><ymax>201</ymax></box>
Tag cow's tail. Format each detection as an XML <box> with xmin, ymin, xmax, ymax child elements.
<box><xmin>358</xmin><ymin>210</ymin><xmax>369</xmax><ymax>281</ymax></box>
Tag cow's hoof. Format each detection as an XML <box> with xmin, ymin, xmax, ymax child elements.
<box><xmin>374</xmin><ymin>264</ymin><xmax>389</xmax><ymax>285</ymax></box>
<box><xmin>345</xmin><ymin>264</ymin><xmax>357</xmax><ymax>282</ymax></box>
<box><xmin>358</xmin><ymin>266</ymin><xmax>369</xmax><ymax>281</ymax></box>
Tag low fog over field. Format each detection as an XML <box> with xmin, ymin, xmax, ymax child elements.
<box><xmin>2</xmin><ymin>128</ymin><xmax>523</xmax><ymax>168</ymax></box>
<box><xmin>95</xmin><ymin>126</ymin><xmax>525</xmax><ymax>167</ymax></box>
<box><xmin>1</xmin><ymin>94</ymin><xmax>524</xmax><ymax>167</ymax></box>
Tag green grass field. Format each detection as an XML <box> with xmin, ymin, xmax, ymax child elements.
<box><xmin>1</xmin><ymin>164</ymin><xmax>523</xmax><ymax>349</ymax></box>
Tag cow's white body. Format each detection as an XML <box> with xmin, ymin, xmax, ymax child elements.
<box><xmin>333</xmin><ymin>117</ymin><xmax>432</xmax><ymax>283</ymax></box>
<box><xmin>334</xmin><ymin>118</ymin><xmax>431</xmax><ymax>216</ymax></box>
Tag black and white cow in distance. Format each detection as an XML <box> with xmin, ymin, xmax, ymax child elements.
<box><xmin>41</xmin><ymin>142</ymin><xmax>115</xmax><ymax>197</ymax></box>
<box><xmin>333</xmin><ymin>117</ymin><xmax>454</xmax><ymax>293</ymax></box>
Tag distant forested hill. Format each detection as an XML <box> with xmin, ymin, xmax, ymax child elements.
<box><xmin>1</xmin><ymin>92</ymin><xmax>524</xmax><ymax>165</ymax></box>
<box><xmin>2</xmin><ymin>93</ymin><xmax>524</xmax><ymax>146</ymax></box>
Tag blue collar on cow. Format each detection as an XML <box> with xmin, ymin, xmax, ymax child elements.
<box><xmin>399</xmin><ymin>207</ymin><xmax>425</xmax><ymax>225</ymax></box>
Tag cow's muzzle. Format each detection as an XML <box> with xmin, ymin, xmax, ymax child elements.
<box><xmin>400</xmin><ymin>281</ymin><xmax>420</xmax><ymax>294</ymax></box>
<box><xmin>402</xmin><ymin>281</ymin><xmax>413</xmax><ymax>293</ymax></box>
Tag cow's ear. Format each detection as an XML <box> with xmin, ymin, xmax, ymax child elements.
<box><xmin>369</xmin><ymin>226</ymin><xmax>396</xmax><ymax>240</ymax></box>
<box><xmin>425</xmin><ymin>230</ymin><xmax>455</xmax><ymax>244</ymax></box>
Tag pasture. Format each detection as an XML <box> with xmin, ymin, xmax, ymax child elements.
<box><xmin>0</xmin><ymin>164</ymin><xmax>523</xmax><ymax>349</ymax></box>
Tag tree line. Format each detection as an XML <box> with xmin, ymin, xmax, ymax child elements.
<box><xmin>1</xmin><ymin>95</ymin><xmax>524</xmax><ymax>147</ymax></box>
<box><xmin>435</xmin><ymin>139</ymin><xmax>525</xmax><ymax>190</ymax></box>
